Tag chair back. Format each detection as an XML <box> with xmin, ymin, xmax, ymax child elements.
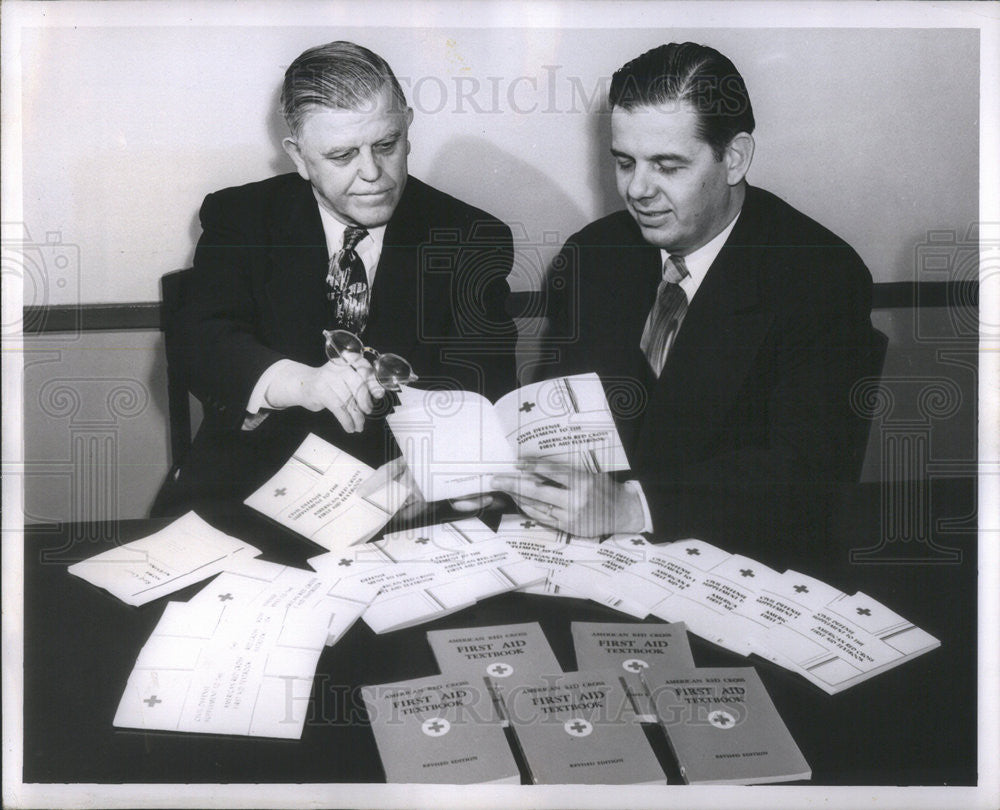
<box><xmin>160</xmin><ymin>268</ymin><xmax>196</xmax><ymax>467</ymax></box>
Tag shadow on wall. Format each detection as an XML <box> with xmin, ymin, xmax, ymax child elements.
<box><xmin>423</xmin><ymin>134</ymin><xmax>615</xmax><ymax>293</ymax></box>
<box><xmin>425</xmin><ymin>134</ymin><xmax>589</xmax><ymax>246</ymax></box>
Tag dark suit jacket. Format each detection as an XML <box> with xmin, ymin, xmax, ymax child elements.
<box><xmin>541</xmin><ymin>185</ymin><xmax>874</xmax><ymax>565</ymax></box>
<box><xmin>153</xmin><ymin>173</ymin><xmax>518</xmax><ymax>516</ymax></box>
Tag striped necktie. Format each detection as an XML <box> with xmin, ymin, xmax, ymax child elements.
<box><xmin>639</xmin><ymin>254</ymin><xmax>690</xmax><ymax>377</ymax></box>
<box><xmin>326</xmin><ymin>225</ymin><xmax>370</xmax><ymax>333</ymax></box>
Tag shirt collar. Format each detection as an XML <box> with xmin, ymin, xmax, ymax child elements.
<box><xmin>660</xmin><ymin>210</ymin><xmax>741</xmax><ymax>302</ymax></box>
<box><xmin>314</xmin><ymin>195</ymin><xmax>387</xmax><ymax>274</ymax></box>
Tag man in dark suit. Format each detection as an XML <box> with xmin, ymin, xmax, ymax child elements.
<box><xmin>491</xmin><ymin>42</ymin><xmax>874</xmax><ymax>562</ymax></box>
<box><xmin>153</xmin><ymin>41</ymin><xmax>517</xmax><ymax>516</ymax></box>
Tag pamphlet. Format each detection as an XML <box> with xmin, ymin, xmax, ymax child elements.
<box><xmin>67</xmin><ymin>511</ymin><xmax>260</xmax><ymax>606</ymax></box>
<box><xmin>427</xmin><ymin>622</ymin><xmax>563</xmax><ymax>724</ymax></box>
<box><xmin>571</xmin><ymin>621</ymin><xmax>695</xmax><ymax>722</ymax></box>
<box><xmin>387</xmin><ymin>372</ymin><xmax>629</xmax><ymax>501</ymax></box>
<box><xmin>647</xmin><ymin>666</ymin><xmax>811</xmax><ymax>784</ymax></box>
<box><xmin>503</xmin><ymin>669</ymin><xmax>666</xmax><ymax>784</ymax></box>
<box><xmin>361</xmin><ymin>674</ymin><xmax>519</xmax><ymax>784</ymax></box>
<box><xmin>244</xmin><ymin>433</ymin><xmax>409</xmax><ymax>552</ymax></box>
<box><xmin>113</xmin><ymin>598</ymin><xmax>328</xmax><ymax>738</ymax></box>
<box><xmin>188</xmin><ymin>556</ymin><xmax>379</xmax><ymax>646</ymax></box>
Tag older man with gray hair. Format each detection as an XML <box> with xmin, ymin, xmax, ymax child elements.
<box><xmin>154</xmin><ymin>40</ymin><xmax>517</xmax><ymax>516</ymax></box>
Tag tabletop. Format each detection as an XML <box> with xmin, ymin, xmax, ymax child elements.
<box><xmin>20</xmin><ymin>478</ymin><xmax>978</xmax><ymax>787</ymax></box>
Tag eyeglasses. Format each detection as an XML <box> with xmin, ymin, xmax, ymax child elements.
<box><xmin>323</xmin><ymin>329</ymin><xmax>418</xmax><ymax>391</ymax></box>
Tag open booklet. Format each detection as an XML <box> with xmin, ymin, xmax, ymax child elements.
<box><xmin>387</xmin><ymin>372</ymin><xmax>630</xmax><ymax>502</ymax></box>
<box><xmin>244</xmin><ymin>433</ymin><xmax>409</xmax><ymax>552</ymax></box>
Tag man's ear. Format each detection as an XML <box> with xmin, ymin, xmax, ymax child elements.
<box><xmin>724</xmin><ymin>132</ymin><xmax>755</xmax><ymax>185</ymax></box>
<box><xmin>282</xmin><ymin>137</ymin><xmax>309</xmax><ymax>180</ymax></box>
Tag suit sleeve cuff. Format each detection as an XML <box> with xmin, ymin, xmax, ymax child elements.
<box><xmin>624</xmin><ymin>479</ymin><xmax>654</xmax><ymax>534</ymax></box>
<box><xmin>241</xmin><ymin>359</ymin><xmax>294</xmax><ymax>431</ymax></box>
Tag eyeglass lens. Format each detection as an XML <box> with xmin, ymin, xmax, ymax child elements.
<box><xmin>323</xmin><ymin>329</ymin><xmax>418</xmax><ymax>391</ymax></box>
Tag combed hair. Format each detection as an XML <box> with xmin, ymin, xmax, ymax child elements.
<box><xmin>609</xmin><ymin>42</ymin><xmax>755</xmax><ymax>160</ymax></box>
<box><xmin>281</xmin><ymin>41</ymin><xmax>407</xmax><ymax>133</ymax></box>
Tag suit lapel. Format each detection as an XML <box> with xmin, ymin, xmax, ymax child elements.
<box><xmin>635</xmin><ymin>191</ymin><xmax>775</xmax><ymax>466</ymax></box>
<box><xmin>368</xmin><ymin>177</ymin><xmax>460</xmax><ymax>365</ymax></box>
<box><xmin>367</xmin><ymin>177</ymin><xmax>423</xmax><ymax>353</ymax></box>
<box><xmin>597</xmin><ymin>218</ymin><xmax>663</xmax><ymax>455</ymax></box>
<box><xmin>263</xmin><ymin>177</ymin><xmax>330</xmax><ymax>363</ymax></box>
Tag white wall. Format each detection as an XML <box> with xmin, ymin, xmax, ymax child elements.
<box><xmin>18</xmin><ymin>23</ymin><xmax>979</xmax><ymax>304</ymax></box>
<box><xmin>10</xmin><ymin>7</ymin><xmax>985</xmax><ymax>523</ymax></box>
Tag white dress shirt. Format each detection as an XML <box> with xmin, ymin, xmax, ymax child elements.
<box><xmin>629</xmin><ymin>209</ymin><xmax>741</xmax><ymax>533</ymax></box>
<box><xmin>243</xmin><ymin>197</ymin><xmax>387</xmax><ymax>423</ymax></box>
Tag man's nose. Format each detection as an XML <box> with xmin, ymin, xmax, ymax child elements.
<box><xmin>356</xmin><ymin>148</ymin><xmax>382</xmax><ymax>183</ymax></box>
<box><xmin>627</xmin><ymin>165</ymin><xmax>656</xmax><ymax>202</ymax></box>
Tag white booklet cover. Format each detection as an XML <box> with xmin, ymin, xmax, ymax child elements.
<box><xmin>188</xmin><ymin>556</ymin><xmax>380</xmax><ymax>646</ymax></box>
<box><xmin>748</xmin><ymin>574</ymin><xmax>941</xmax><ymax>693</ymax></box>
<box><xmin>387</xmin><ymin>372</ymin><xmax>629</xmax><ymax>501</ymax></box>
<box><xmin>113</xmin><ymin>598</ymin><xmax>329</xmax><ymax>738</ymax></box>
<box><xmin>309</xmin><ymin>525</ymin><xmax>542</xmax><ymax>634</ymax></box>
<box><xmin>67</xmin><ymin>511</ymin><xmax>261</xmax><ymax>606</ymax></box>
<box><xmin>359</xmin><ymin>535</ymin><xmax>544</xmax><ymax>633</ymax></box>
<box><xmin>493</xmin><ymin>515</ymin><xmax>647</xmax><ymax>614</ymax></box>
<box><xmin>243</xmin><ymin>433</ymin><xmax>410</xmax><ymax>552</ymax></box>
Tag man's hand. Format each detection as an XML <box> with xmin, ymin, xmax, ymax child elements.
<box><xmin>490</xmin><ymin>460</ymin><xmax>644</xmax><ymax>538</ymax></box>
<box><xmin>264</xmin><ymin>359</ymin><xmax>384</xmax><ymax>433</ymax></box>
<box><xmin>364</xmin><ymin>458</ymin><xmax>497</xmax><ymax>526</ymax></box>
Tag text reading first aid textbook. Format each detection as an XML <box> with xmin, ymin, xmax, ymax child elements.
<box><xmin>571</xmin><ymin>621</ymin><xmax>695</xmax><ymax>722</ymax></box>
<box><xmin>503</xmin><ymin>669</ymin><xmax>666</xmax><ymax>785</ymax></box>
<box><xmin>646</xmin><ymin>666</ymin><xmax>811</xmax><ymax>785</ymax></box>
<box><xmin>427</xmin><ymin>621</ymin><xmax>563</xmax><ymax>724</ymax></box>
<box><xmin>361</xmin><ymin>674</ymin><xmax>519</xmax><ymax>784</ymax></box>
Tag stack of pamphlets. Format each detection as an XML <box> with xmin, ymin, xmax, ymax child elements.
<box><xmin>113</xmin><ymin>597</ymin><xmax>329</xmax><ymax>738</ymax></box>
<box><xmin>557</xmin><ymin>536</ymin><xmax>940</xmax><ymax>694</ymax></box>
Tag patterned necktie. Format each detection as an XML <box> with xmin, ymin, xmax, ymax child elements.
<box><xmin>639</xmin><ymin>254</ymin><xmax>690</xmax><ymax>377</ymax></box>
<box><xmin>326</xmin><ymin>225</ymin><xmax>370</xmax><ymax>333</ymax></box>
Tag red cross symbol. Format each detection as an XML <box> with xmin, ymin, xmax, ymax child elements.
<box><xmin>338</xmin><ymin>559</ymin><xmax>353</xmax><ymax>567</ymax></box>
<box><xmin>686</xmin><ymin>548</ymin><xmax>700</xmax><ymax>555</ymax></box>
<box><xmin>856</xmin><ymin>607</ymin><xmax>872</xmax><ymax>616</ymax></box>
<box><xmin>708</xmin><ymin>710</ymin><xmax>735</xmax><ymax>729</ymax></box>
<box><xmin>740</xmin><ymin>569</ymin><xmax>754</xmax><ymax>577</ymax></box>
<box><xmin>415</xmin><ymin>537</ymin><xmax>430</xmax><ymax>545</ymax></box>
<box><xmin>794</xmin><ymin>585</ymin><xmax>808</xmax><ymax>593</ymax></box>
<box><xmin>521</xmin><ymin>520</ymin><xmax>537</xmax><ymax>529</ymax></box>
<box><xmin>144</xmin><ymin>695</ymin><xmax>162</xmax><ymax>707</ymax></box>
<box><xmin>274</xmin><ymin>488</ymin><xmax>287</xmax><ymax>497</ymax></box>
<box><xmin>217</xmin><ymin>593</ymin><xmax>234</xmax><ymax>601</ymax></box>
<box><xmin>519</xmin><ymin>402</ymin><xmax>535</xmax><ymax>413</ymax></box>
<box><xmin>421</xmin><ymin>717</ymin><xmax>450</xmax><ymax>737</ymax></box>
<box><xmin>564</xmin><ymin>718</ymin><xmax>593</xmax><ymax>737</ymax></box>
